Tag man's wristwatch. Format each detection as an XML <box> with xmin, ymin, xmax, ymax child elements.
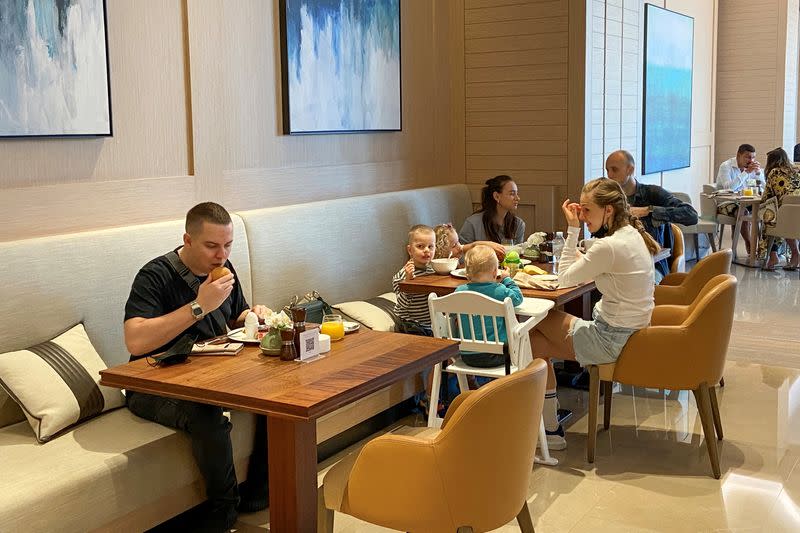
<box><xmin>190</xmin><ymin>301</ymin><xmax>204</xmax><ymax>320</ymax></box>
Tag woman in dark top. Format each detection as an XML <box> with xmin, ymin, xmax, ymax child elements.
<box><xmin>459</xmin><ymin>175</ymin><xmax>526</xmax><ymax>245</ymax></box>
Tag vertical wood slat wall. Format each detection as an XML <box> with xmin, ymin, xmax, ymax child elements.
<box><xmin>464</xmin><ymin>0</ymin><xmax>571</xmax><ymax>234</ymax></box>
<box><xmin>716</xmin><ymin>0</ymin><xmax>798</xmax><ymax>167</ymax></box>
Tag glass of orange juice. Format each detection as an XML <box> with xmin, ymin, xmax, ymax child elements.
<box><xmin>320</xmin><ymin>314</ymin><xmax>345</xmax><ymax>341</ymax></box>
<box><xmin>743</xmin><ymin>187</ymin><xmax>754</xmax><ymax>197</ymax></box>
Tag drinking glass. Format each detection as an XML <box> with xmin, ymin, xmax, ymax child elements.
<box><xmin>320</xmin><ymin>314</ymin><xmax>345</xmax><ymax>341</ymax></box>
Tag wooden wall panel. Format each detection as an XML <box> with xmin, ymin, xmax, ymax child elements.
<box><xmin>465</xmin><ymin>0</ymin><xmax>574</xmax><ymax>233</ymax></box>
<box><xmin>1</xmin><ymin>0</ymin><xmax>466</xmax><ymax>242</ymax></box>
<box><xmin>715</xmin><ymin>0</ymin><xmax>798</xmax><ymax>167</ymax></box>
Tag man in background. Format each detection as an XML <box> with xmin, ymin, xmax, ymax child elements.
<box><xmin>605</xmin><ymin>150</ymin><xmax>698</xmax><ymax>283</ymax></box>
<box><xmin>716</xmin><ymin>143</ymin><xmax>764</xmax><ymax>254</ymax></box>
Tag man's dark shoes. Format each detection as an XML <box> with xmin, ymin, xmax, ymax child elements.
<box><xmin>238</xmin><ymin>480</ymin><xmax>269</xmax><ymax>513</ymax></box>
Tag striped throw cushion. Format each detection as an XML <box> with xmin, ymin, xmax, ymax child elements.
<box><xmin>332</xmin><ymin>293</ymin><xmax>400</xmax><ymax>332</ymax></box>
<box><xmin>0</xmin><ymin>324</ymin><xmax>125</xmax><ymax>442</ymax></box>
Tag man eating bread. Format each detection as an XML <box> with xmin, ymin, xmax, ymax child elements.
<box><xmin>123</xmin><ymin>202</ymin><xmax>268</xmax><ymax>532</ymax></box>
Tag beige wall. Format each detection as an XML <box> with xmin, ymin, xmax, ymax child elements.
<box><xmin>463</xmin><ymin>0</ymin><xmax>585</xmax><ymax>234</ymax></box>
<box><xmin>0</xmin><ymin>0</ymin><xmax>465</xmax><ymax>242</ymax></box>
<box><xmin>716</xmin><ymin>0</ymin><xmax>798</xmax><ymax>168</ymax></box>
<box><xmin>588</xmin><ymin>0</ymin><xmax>718</xmax><ymax>205</ymax></box>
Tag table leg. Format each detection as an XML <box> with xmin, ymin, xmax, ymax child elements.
<box><xmin>267</xmin><ymin>415</ymin><xmax>317</xmax><ymax>532</ymax></box>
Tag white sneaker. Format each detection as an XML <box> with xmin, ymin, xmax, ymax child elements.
<box><xmin>538</xmin><ymin>425</ymin><xmax>567</xmax><ymax>451</ymax></box>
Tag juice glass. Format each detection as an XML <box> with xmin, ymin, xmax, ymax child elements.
<box><xmin>320</xmin><ymin>314</ymin><xmax>345</xmax><ymax>341</ymax></box>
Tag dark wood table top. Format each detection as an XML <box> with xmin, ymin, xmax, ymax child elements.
<box><xmin>100</xmin><ymin>329</ymin><xmax>458</xmax><ymax>421</ymax></box>
<box><xmin>398</xmin><ymin>268</ymin><xmax>596</xmax><ymax>307</ymax></box>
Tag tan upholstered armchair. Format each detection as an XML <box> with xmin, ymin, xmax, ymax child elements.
<box><xmin>668</xmin><ymin>223</ymin><xmax>686</xmax><ymax>273</ymax></box>
<box><xmin>586</xmin><ymin>274</ymin><xmax>737</xmax><ymax>479</ymax></box>
<box><xmin>655</xmin><ymin>249</ymin><xmax>732</xmax><ymax>305</ymax></box>
<box><xmin>319</xmin><ymin>360</ymin><xmax>548</xmax><ymax>533</ymax></box>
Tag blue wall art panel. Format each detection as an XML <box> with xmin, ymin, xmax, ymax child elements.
<box><xmin>642</xmin><ymin>5</ymin><xmax>693</xmax><ymax>175</ymax></box>
<box><xmin>280</xmin><ymin>0</ymin><xmax>401</xmax><ymax>134</ymax></box>
<box><xmin>0</xmin><ymin>0</ymin><xmax>112</xmax><ymax>137</ymax></box>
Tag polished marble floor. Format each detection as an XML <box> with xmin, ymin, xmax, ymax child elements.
<box><xmin>235</xmin><ymin>259</ymin><xmax>800</xmax><ymax>532</ymax></box>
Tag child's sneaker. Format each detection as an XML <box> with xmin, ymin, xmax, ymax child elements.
<box><xmin>538</xmin><ymin>425</ymin><xmax>567</xmax><ymax>451</ymax></box>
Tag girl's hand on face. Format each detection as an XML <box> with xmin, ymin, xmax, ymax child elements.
<box><xmin>561</xmin><ymin>199</ymin><xmax>581</xmax><ymax>227</ymax></box>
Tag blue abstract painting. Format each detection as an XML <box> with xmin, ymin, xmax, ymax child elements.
<box><xmin>280</xmin><ymin>0</ymin><xmax>400</xmax><ymax>134</ymax></box>
<box><xmin>0</xmin><ymin>0</ymin><xmax>111</xmax><ymax>137</ymax></box>
<box><xmin>642</xmin><ymin>5</ymin><xmax>693</xmax><ymax>174</ymax></box>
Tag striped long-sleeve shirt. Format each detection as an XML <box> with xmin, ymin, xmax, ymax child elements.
<box><xmin>392</xmin><ymin>265</ymin><xmax>435</xmax><ymax>325</ymax></box>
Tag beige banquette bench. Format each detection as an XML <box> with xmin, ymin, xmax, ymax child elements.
<box><xmin>0</xmin><ymin>184</ymin><xmax>472</xmax><ymax>532</ymax></box>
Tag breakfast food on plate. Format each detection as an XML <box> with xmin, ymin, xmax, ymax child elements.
<box><xmin>524</xmin><ymin>265</ymin><xmax>548</xmax><ymax>275</ymax></box>
<box><xmin>210</xmin><ymin>266</ymin><xmax>232</xmax><ymax>281</ymax></box>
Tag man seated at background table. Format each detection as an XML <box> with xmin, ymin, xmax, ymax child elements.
<box><xmin>715</xmin><ymin>143</ymin><xmax>764</xmax><ymax>254</ymax></box>
<box><xmin>123</xmin><ymin>202</ymin><xmax>269</xmax><ymax>532</ymax></box>
<box><xmin>605</xmin><ymin>150</ymin><xmax>698</xmax><ymax>283</ymax></box>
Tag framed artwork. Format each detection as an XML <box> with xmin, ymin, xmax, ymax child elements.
<box><xmin>0</xmin><ymin>0</ymin><xmax>112</xmax><ymax>138</ymax></box>
<box><xmin>642</xmin><ymin>4</ymin><xmax>693</xmax><ymax>174</ymax></box>
<box><xmin>279</xmin><ymin>0</ymin><xmax>401</xmax><ymax>134</ymax></box>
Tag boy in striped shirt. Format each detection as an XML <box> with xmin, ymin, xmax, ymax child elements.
<box><xmin>392</xmin><ymin>224</ymin><xmax>436</xmax><ymax>335</ymax></box>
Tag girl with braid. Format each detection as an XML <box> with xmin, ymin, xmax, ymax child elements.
<box><xmin>529</xmin><ymin>178</ymin><xmax>659</xmax><ymax>450</ymax></box>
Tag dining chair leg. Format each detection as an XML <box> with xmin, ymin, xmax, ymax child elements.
<box><xmin>693</xmin><ymin>384</ymin><xmax>721</xmax><ymax>479</ymax></box>
<box><xmin>516</xmin><ymin>502</ymin><xmax>536</xmax><ymax>533</ymax></box>
<box><xmin>317</xmin><ymin>487</ymin><xmax>334</xmax><ymax>533</ymax></box>
<box><xmin>428</xmin><ymin>363</ymin><xmax>443</xmax><ymax>428</ymax></box>
<box><xmin>731</xmin><ymin>222</ymin><xmax>741</xmax><ymax>261</ymax></box>
<box><xmin>587</xmin><ymin>366</ymin><xmax>600</xmax><ymax>463</ymax></box>
<box><xmin>717</xmin><ymin>225</ymin><xmax>725</xmax><ymax>251</ymax></box>
<box><xmin>602</xmin><ymin>380</ymin><xmax>613</xmax><ymax>430</ymax></box>
<box><xmin>455</xmin><ymin>372</ymin><xmax>470</xmax><ymax>394</ymax></box>
<box><xmin>709</xmin><ymin>385</ymin><xmax>723</xmax><ymax>440</ymax></box>
<box><xmin>707</xmin><ymin>232</ymin><xmax>718</xmax><ymax>252</ymax></box>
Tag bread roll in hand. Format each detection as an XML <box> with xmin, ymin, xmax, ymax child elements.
<box><xmin>210</xmin><ymin>266</ymin><xmax>232</xmax><ymax>281</ymax></box>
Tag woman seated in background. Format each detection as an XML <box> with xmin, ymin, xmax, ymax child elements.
<box><xmin>459</xmin><ymin>175</ymin><xmax>525</xmax><ymax>246</ymax></box>
<box><xmin>760</xmin><ymin>147</ymin><xmax>800</xmax><ymax>271</ymax></box>
<box><xmin>528</xmin><ymin>178</ymin><xmax>659</xmax><ymax>450</ymax></box>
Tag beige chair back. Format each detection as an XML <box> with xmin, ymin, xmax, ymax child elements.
<box><xmin>767</xmin><ymin>195</ymin><xmax>800</xmax><ymax>239</ymax></box>
<box><xmin>615</xmin><ymin>274</ymin><xmax>737</xmax><ymax>390</ymax></box>
<box><xmin>669</xmin><ymin>223</ymin><xmax>685</xmax><ymax>273</ymax></box>
<box><xmin>654</xmin><ymin>249</ymin><xmax>732</xmax><ymax>306</ymax></box>
<box><xmin>339</xmin><ymin>360</ymin><xmax>547</xmax><ymax>532</ymax></box>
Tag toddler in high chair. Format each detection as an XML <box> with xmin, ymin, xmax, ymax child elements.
<box><xmin>454</xmin><ymin>245</ymin><xmax>523</xmax><ymax>368</ymax></box>
<box><xmin>434</xmin><ymin>223</ymin><xmax>507</xmax><ymax>263</ymax></box>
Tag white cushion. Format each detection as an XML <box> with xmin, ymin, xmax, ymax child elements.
<box><xmin>0</xmin><ymin>324</ymin><xmax>125</xmax><ymax>442</ymax></box>
<box><xmin>333</xmin><ymin>293</ymin><xmax>398</xmax><ymax>331</ymax></box>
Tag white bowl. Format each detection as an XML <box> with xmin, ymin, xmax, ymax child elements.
<box><xmin>431</xmin><ymin>258</ymin><xmax>459</xmax><ymax>274</ymax></box>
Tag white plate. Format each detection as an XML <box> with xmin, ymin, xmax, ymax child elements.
<box><xmin>227</xmin><ymin>327</ymin><xmax>261</xmax><ymax>344</ymax></box>
<box><xmin>450</xmin><ymin>268</ymin><xmax>504</xmax><ymax>279</ymax></box>
<box><xmin>519</xmin><ymin>258</ymin><xmax>532</xmax><ymax>265</ymax></box>
<box><xmin>344</xmin><ymin>321</ymin><xmax>360</xmax><ymax>333</ymax></box>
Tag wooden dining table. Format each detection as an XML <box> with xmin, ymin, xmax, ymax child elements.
<box><xmin>99</xmin><ymin>329</ymin><xmax>458</xmax><ymax>532</ymax></box>
<box><xmin>399</xmin><ymin>264</ymin><xmax>597</xmax><ymax>319</ymax></box>
<box><xmin>713</xmin><ymin>193</ymin><xmax>762</xmax><ymax>267</ymax></box>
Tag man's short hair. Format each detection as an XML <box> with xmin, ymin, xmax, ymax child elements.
<box><xmin>185</xmin><ymin>202</ymin><xmax>232</xmax><ymax>235</ymax></box>
<box><xmin>737</xmin><ymin>143</ymin><xmax>756</xmax><ymax>155</ymax></box>
<box><xmin>464</xmin><ymin>245</ymin><xmax>498</xmax><ymax>279</ymax></box>
<box><xmin>614</xmin><ymin>149</ymin><xmax>636</xmax><ymax>167</ymax></box>
<box><xmin>407</xmin><ymin>224</ymin><xmax>434</xmax><ymax>244</ymax></box>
